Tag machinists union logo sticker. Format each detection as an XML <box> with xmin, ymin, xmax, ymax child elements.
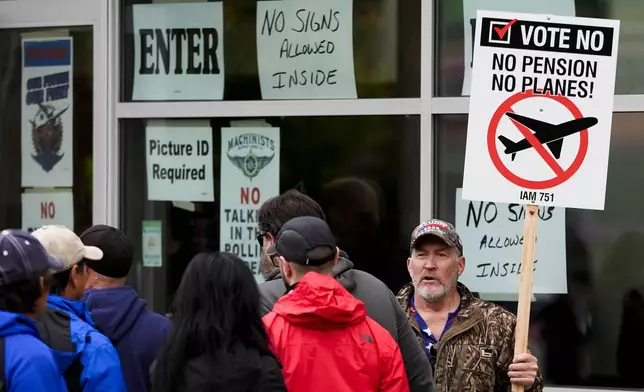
<box><xmin>30</xmin><ymin>103</ymin><xmax>68</xmax><ymax>172</ymax></box>
<box><xmin>226</xmin><ymin>133</ymin><xmax>275</xmax><ymax>181</ymax></box>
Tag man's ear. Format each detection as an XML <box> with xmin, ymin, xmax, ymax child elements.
<box><xmin>457</xmin><ymin>255</ymin><xmax>466</xmax><ymax>276</ymax></box>
<box><xmin>69</xmin><ymin>265</ymin><xmax>79</xmax><ymax>286</ymax></box>
<box><xmin>71</xmin><ymin>264</ymin><xmax>85</xmax><ymax>285</ymax></box>
<box><xmin>333</xmin><ymin>247</ymin><xmax>340</xmax><ymax>266</ymax></box>
<box><xmin>280</xmin><ymin>257</ymin><xmax>291</xmax><ymax>277</ymax></box>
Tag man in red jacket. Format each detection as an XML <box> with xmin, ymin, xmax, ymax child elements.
<box><xmin>262</xmin><ymin>216</ymin><xmax>409</xmax><ymax>392</ymax></box>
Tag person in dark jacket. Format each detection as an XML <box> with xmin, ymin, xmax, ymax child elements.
<box><xmin>263</xmin><ymin>216</ymin><xmax>409</xmax><ymax>392</ymax></box>
<box><xmin>0</xmin><ymin>229</ymin><xmax>68</xmax><ymax>392</ymax></box>
<box><xmin>257</xmin><ymin>190</ymin><xmax>434</xmax><ymax>392</ymax></box>
<box><xmin>152</xmin><ymin>252</ymin><xmax>286</xmax><ymax>392</ymax></box>
<box><xmin>32</xmin><ymin>225</ymin><xmax>126</xmax><ymax>392</ymax></box>
<box><xmin>80</xmin><ymin>224</ymin><xmax>171</xmax><ymax>392</ymax></box>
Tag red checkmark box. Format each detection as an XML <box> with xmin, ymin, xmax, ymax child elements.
<box><xmin>494</xmin><ymin>19</ymin><xmax>518</xmax><ymax>40</ymax></box>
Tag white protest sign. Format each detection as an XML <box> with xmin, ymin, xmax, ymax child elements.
<box><xmin>220</xmin><ymin>127</ymin><xmax>280</xmax><ymax>283</ymax></box>
<box><xmin>256</xmin><ymin>0</ymin><xmax>357</xmax><ymax>99</ymax></box>
<box><xmin>146</xmin><ymin>119</ymin><xmax>214</xmax><ymax>202</ymax></box>
<box><xmin>21</xmin><ymin>38</ymin><xmax>74</xmax><ymax>187</ymax></box>
<box><xmin>455</xmin><ymin>188</ymin><xmax>567</xmax><ymax>294</ymax></box>
<box><xmin>461</xmin><ymin>11</ymin><xmax>619</xmax><ymax>210</ymax></box>
<box><xmin>22</xmin><ymin>190</ymin><xmax>74</xmax><ymax>233</ymax></box>
<box><xmin>132</xmin><ymin>2</ymin><xmax>224</xmax><ymax>100</ymax></box>
<box><xmin>461</xmin><ymin>0</ymin><xmax>575</xmax><ymax>96</ymax></box>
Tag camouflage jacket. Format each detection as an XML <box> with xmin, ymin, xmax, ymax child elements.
<box><xmin>396</xmin><ymin>283</ymin><xmax>544</xmax><ymax>392</ymax></box>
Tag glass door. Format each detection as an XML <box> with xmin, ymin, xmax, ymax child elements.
<box><xmin>0</xmin><ymin>0</ymin><xmax>108</xmax><ymax>234</ymax></box>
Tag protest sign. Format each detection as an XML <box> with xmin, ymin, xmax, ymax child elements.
<box><xmin>462</xmin><ymin>11</ymin><xmax>619</xmax><ymax>210</ymax></box>
<box><xmin>145</xmin><ymin>119</ymin><xmax>214</xmax><ymax>202</ymax></box>
<box><xmin>461</xmin><ymin>0</ymin><xmax>575</xmax><ymax>96</ymax></box>
<box><xmin>21</xmin><ymin>38</ymin><xmax>74</xmax><ymax>187</ymax></box>
<box><xmin>22</xmin><ymin>190</ymin><xmax>74</xmax><ymax>233</ymax></box>
<box><xmin>220</xmin><ymin>127</ymin><xmax>280</xmax><ymax>283</ymax></box>
<box><xmin>454</xmin><ymin>188</ymin><xmax>567</xmax><ymax>294</ymax></box>
<box><xmin>133</xmin><ymin>2</ymin><xmax>224</xmax><ymax>100</ymax></box>
<box><xmin>256</xmin><ymin>0</ymin><xmax>357</xmax><ymax>99</ymax></box>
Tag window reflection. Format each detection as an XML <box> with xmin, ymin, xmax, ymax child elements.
<box><xmin>121</xmin><ymin>115</ymin><xmax>420</xmax><ymax>312</ymax></box>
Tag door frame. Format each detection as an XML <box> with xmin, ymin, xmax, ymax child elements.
<box><xmin>0</xmin><ymin>0</ymin><xmax>114</xmax><ymax>227</ymax></box>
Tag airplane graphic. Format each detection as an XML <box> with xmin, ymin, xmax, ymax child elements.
<box><xmin>498</xmin><ymin>112</ymin><xmax>598</xmax><ymax>161</ymax></box>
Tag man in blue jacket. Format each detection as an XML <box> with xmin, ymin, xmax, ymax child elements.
<box><xmin>81</xmin><ymin>225</ymin><xmax>171</xmax><ymax>392</ymax></box>
<box><xmin>0</xmin><ymin>229</ymin><xmax>68</xmax><ymax>392</ymax></box>
<box><xmin>32</xmin><ymin>225</ymin><xmax>126</xmax><ymax>392</ymax></box>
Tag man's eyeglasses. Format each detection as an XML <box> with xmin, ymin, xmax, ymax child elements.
<box><xmin>256</xmin><ymin>232</ymin><xmax>266</xmax><ymax>247</ymax></box>
<box><xmin>257</xmin><ymin>232</ymin><xmax>280</xmax><ymax>267</ymax></box>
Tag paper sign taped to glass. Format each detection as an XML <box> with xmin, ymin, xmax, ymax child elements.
<box><xmin>132</xmin><ymin>2</ymin><xmax>225</xmax><ymax>100</ymax></box>
<box><xmin>22</xmin><ymin>190</ymin><xmax>74</xmax><ymax>233</ymax></box>
<box><xmin>256</xmin><ymin>0</ymin><xmax>357</xmax><ymax>99</ymax></box>
<box><xmin>219</xmin><ymin>126</ymin><xmax>280</xmax><ymax>284</ymax></box>
<box><xmin>21</xmin><ymin>37</ymin><xmax>74</xmax><ymax>187</ymax></box>
<box><xmin>145</xmin><ymin>119</ymin><xmax>215</xmax><ymax>202</ymax></box>
<box><xmin>142</xmin><ymin>220</ymin><xmax>163</xmax><ymax>268</ymax></box>
<box><xmin>454</xmin><ymin>188</ymin><xmax>567</xmax><ymax>294</ymax></box>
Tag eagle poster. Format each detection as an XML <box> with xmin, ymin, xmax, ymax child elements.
<box><xmin>219</xmin><ymin>126</ymin><xmax>280</xmax><ymax>283</ymax></box>
<box><xmin>21</xmin><ymin>37</ymin><xmax>74</xmax><ymax>187</ymax></box>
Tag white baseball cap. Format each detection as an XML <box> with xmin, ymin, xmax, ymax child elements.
<box><xmin>31</xmin><ymin>225</ymin><xmax>103</xmax><ymax>270</ymax></box>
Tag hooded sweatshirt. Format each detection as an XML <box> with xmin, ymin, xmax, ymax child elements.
<box><xmin>259</xmin><ymin>254</ymin><xmax>433</xmax><ymax>392</ymax></box>
<box><xmin>83</xmin><ymin>286</ymin><xmax>172</xmax><ymax>392</ymax></box>
<box><xmin>38</xmin><ymin>295</ymin><xmax>126</xmax><ymax>392</ymax></box>
<box><xmin>0</xmin><ymin>310</ymin><xmax>67</xmax><ymax>392</ymax></box>
<box><xmin>262</xmin><ymin>272</ymin><xmax>409</xmax><ymax>392</ymax></box>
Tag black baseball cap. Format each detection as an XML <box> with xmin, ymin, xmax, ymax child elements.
<box><xmin>80</xmin><ymin>225</ymin><xmax>134</xmax><ymax>278</ymax></box>
<box><xmin>266</xmin><ymin>216</ymin><xmax>336</xmax><ymax>266</ymax></box>
<box><xmin>0</xmin><ymin>229</ymin><xmax>64</xmax><ymax>285</ymax></box>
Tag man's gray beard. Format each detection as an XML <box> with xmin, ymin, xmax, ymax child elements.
<box><xmin>416</xmin><ymin>278</ymin><xmax>455</xmax><ymax>303</ymax></box>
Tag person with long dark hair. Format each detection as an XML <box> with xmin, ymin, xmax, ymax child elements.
<box><xmin>152</xmin><ymin>251</ymin><xmax>286</xmax><ymax>392</ymax></box>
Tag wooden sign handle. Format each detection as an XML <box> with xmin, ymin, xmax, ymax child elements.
<box><xmin>512</xmin><ymin>204</ymin><xmax>539</xmax><ymax>392</ymax></box>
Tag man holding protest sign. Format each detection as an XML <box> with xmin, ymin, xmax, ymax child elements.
<box><xmin>458</xmin><ymin>8</ymin><xmax>619</xmax><ymax>392</ymax></box>
<box><xmin>397</xmin><ymin>219</ymin><xmax>542</xmax><ymax>392</ymax></box>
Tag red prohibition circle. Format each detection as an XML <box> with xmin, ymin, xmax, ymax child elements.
<box><xmin>487</xmin><ymin>89</ymin><xmax>589</xmax><ymax>190</ymax></box>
